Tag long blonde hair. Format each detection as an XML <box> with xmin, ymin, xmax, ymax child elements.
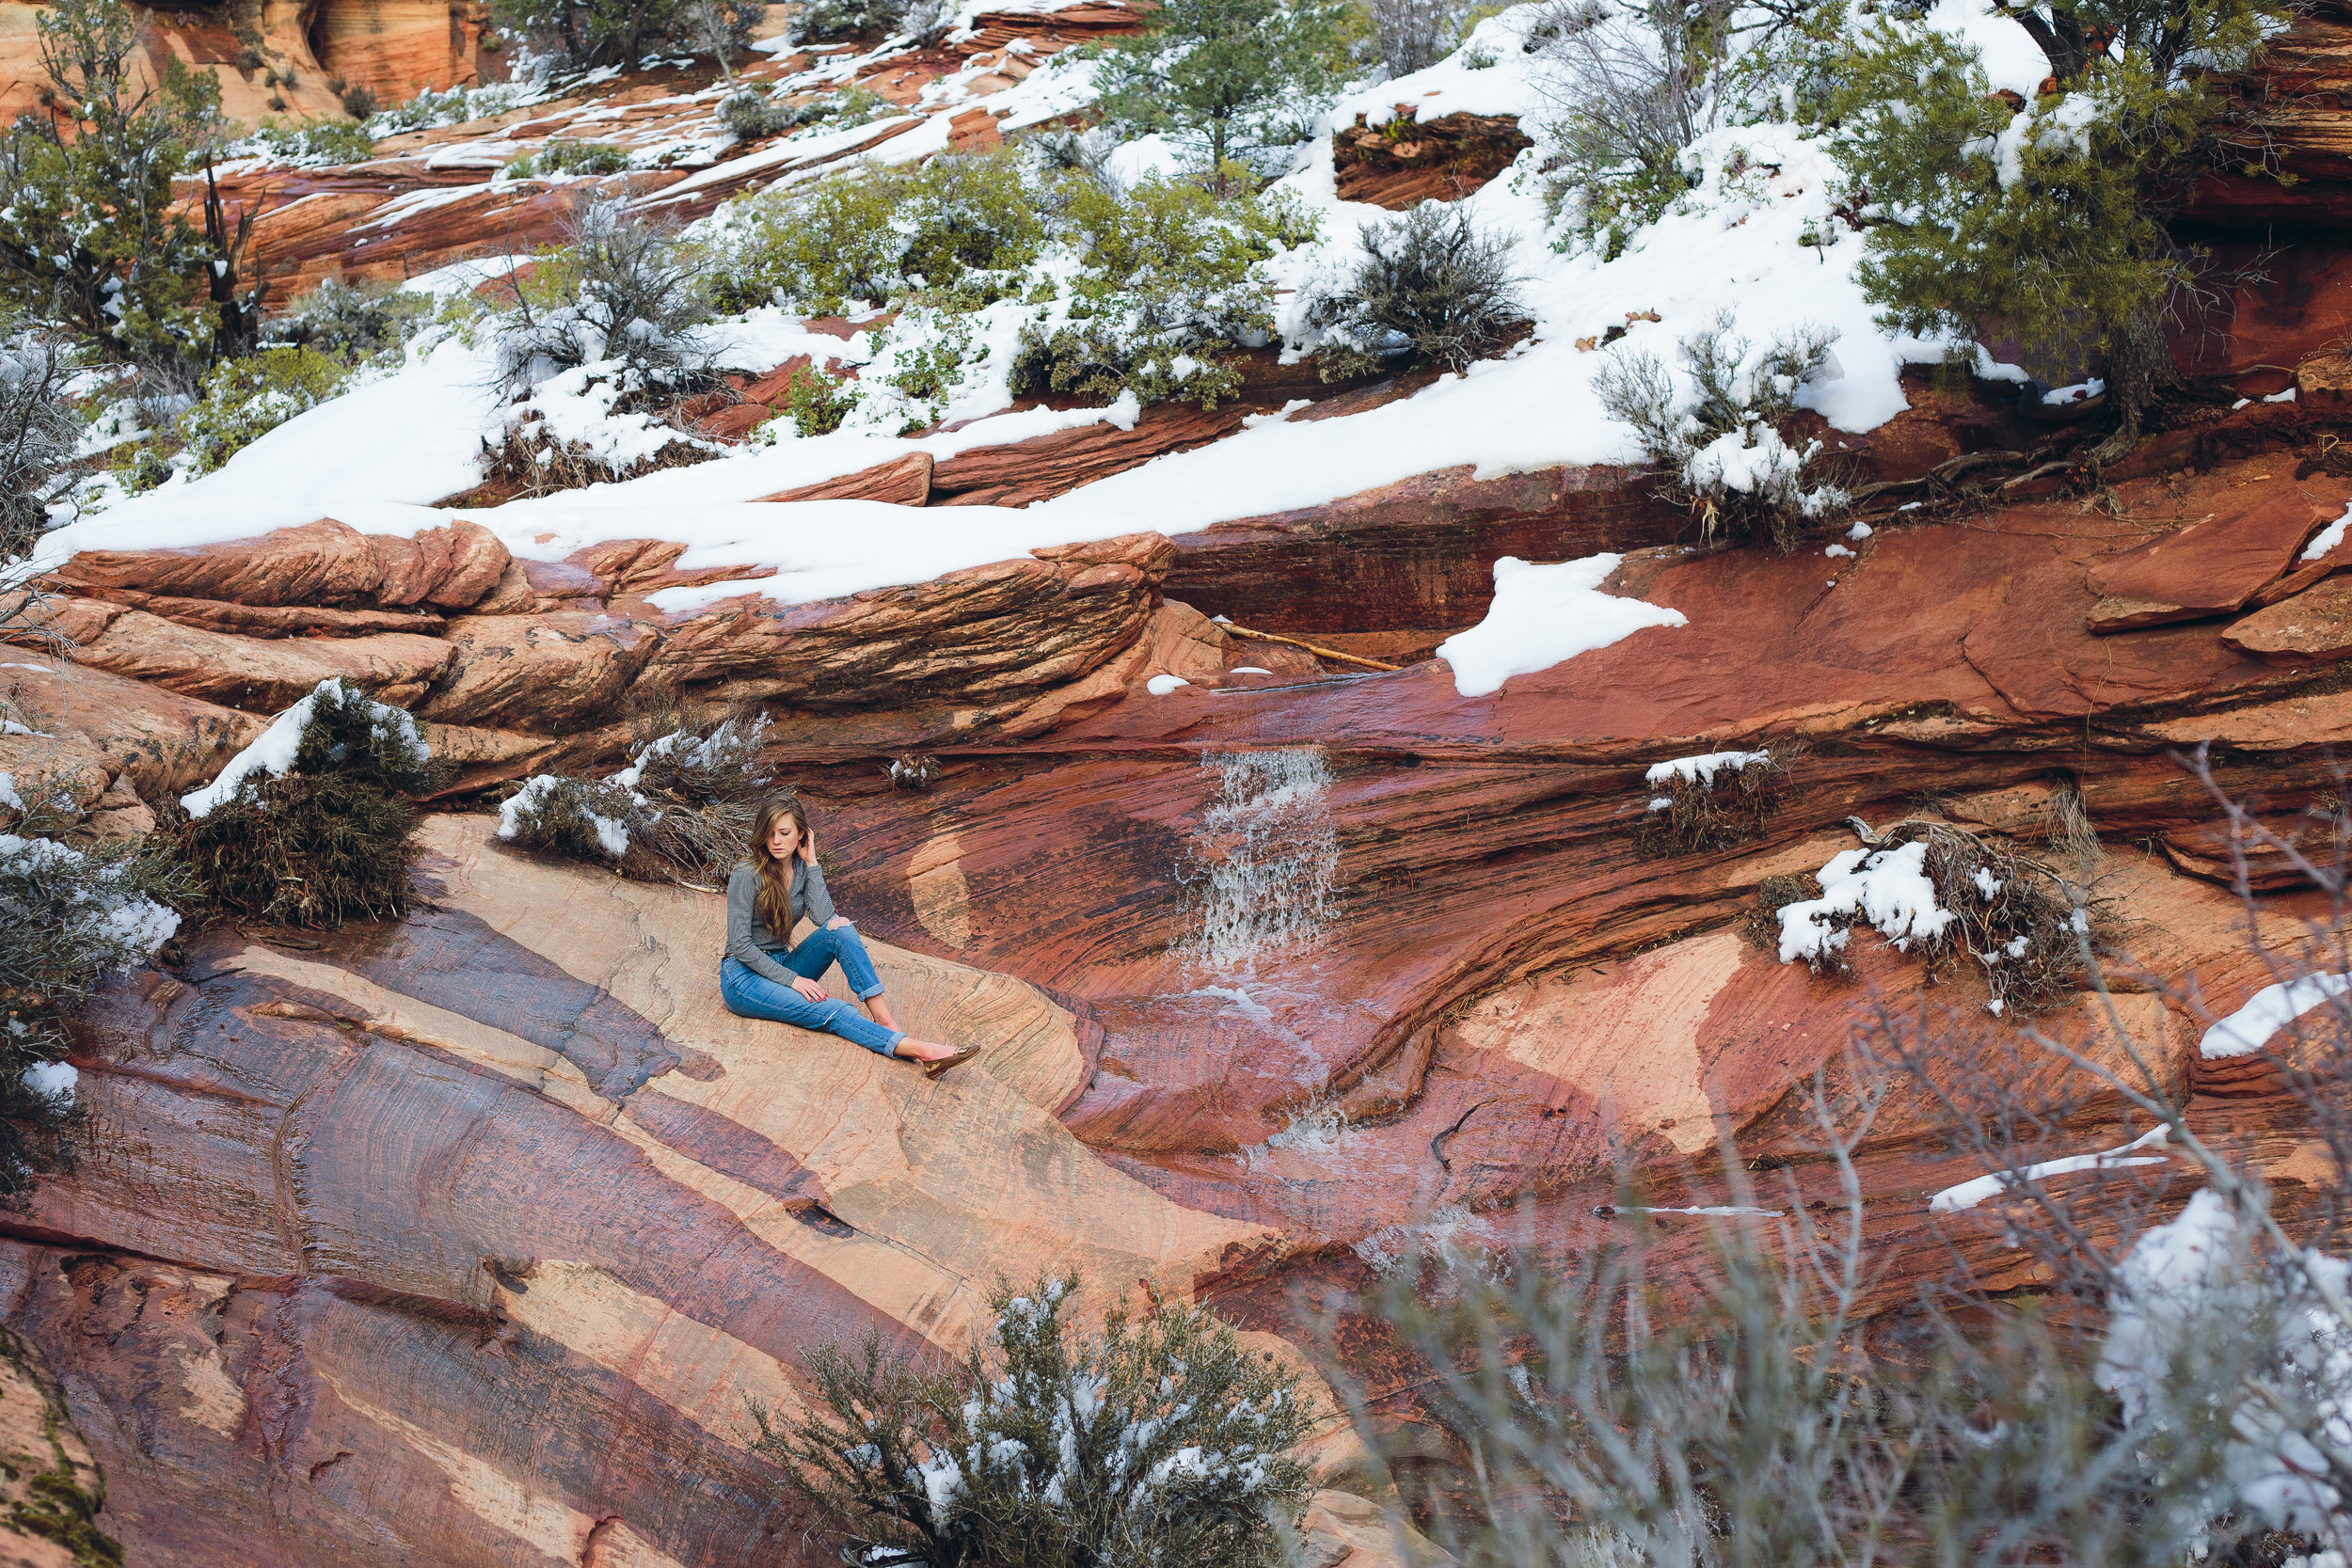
<box><xmin>749</xmin><ymin>796</ymin><xmax>811</xmax><ymax>939</ymax></box>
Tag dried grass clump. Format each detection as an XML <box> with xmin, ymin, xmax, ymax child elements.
<box><xmin>164</xmin><ymin>679</ymin><xmax>444</xmax><ymax>928</ymax></box>
<box><xmin>1635</xmin><ymin>748</ymin><xmax>1792</xmax><ymax>858</ymax></box>
<box><xmin>1739</xmin><ymin>871</ymin><xmax>1822</xmax><ymax>952</ymax></box>
<box><xmin>499</xmin><ymin>708</ymin><xmax>777</xmax><ymax>885</ymax></box>
<box><xmin>1906</xmin><ymin>818</ymin><xmax>2098</xmax><ymax>1016</ymax></box>
<box><xmin>477</xmin><ymin>420</ymin><xmax>719</xmax><ymax>498</ymax></box>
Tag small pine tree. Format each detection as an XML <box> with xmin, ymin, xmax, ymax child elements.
<box><xmin>168</xmin><ymin>678</ymin><xmax>442</xmax><ymax>928</ymax></box>
<box><xmin>1094</xmin><ymin>0</ymin><xmax>1357</xmax><ymax>177</ymax></box>
<box><xmin>1832</xmin><ymin>0</ymin><xmax>2287</xmax><ymax>455</ymax></box>
<box><xmin>0</xmin><ymin>0</ymin><xmax>246</xmax><ymax>366</ymax></box>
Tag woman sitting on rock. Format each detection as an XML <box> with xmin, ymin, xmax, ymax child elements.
<box><xmin>722</xmin><ymin>797</ymin><xmax>977</xmax><ymax>1078</ymax></box>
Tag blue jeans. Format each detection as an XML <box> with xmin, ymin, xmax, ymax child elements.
<box><xmin>720</xmin><ymin>927</ymin><xmax>904</xmax><ymax>1055</ymax></box>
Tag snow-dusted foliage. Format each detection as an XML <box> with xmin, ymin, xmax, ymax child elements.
<box><xmin>1635</xmin><ymin>746</ymin><xmax>1785</xmax><ymax>855</ymax></box>
<box><xmin>499</xmin><ymin>709</ymin><xmax>775</xmax><ymax>882</ymax></box>
<box><xmin>0</xmin><ymin>815</ymin><xmax>183</xmax><ymax>1195</ymax></box>
<box><xmin>1310</xmin><ymin>201</ymin><xmax>1526</xmax><ymax>372</ymax></box>
<box><xmin>753</xmin><ymin>1273</ymin><xmax>1314</xmax><ymax>1568</ymax></box>
<box><xmin>170</xmin><ymin>678</ymin><xmax>438</xmax><ymax>927</ymax></box>
<box><xmin>1596</xmin><ymin>310</ymin><xmax>1848</xmax><ymax>548</ymax></box>
<box><xmin>2097</xmin><ymin>1190</ymin><xmax>2352</xmax><ymax>1547</ymax></box>
<box><xmin>0</xmin><ymin>328</ymin><xmax>79</xmax><ymax>559</ymax></box>
<box><xmin>492</xmin><ymin>197</ymin><xmax>721</xmax><ymax>397</ymax></box>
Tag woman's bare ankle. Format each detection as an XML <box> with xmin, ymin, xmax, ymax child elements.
<box><xmin>894</xmin><ymin>1037</ymin><xmax>954</xmax><ymax>1063</ymax></box>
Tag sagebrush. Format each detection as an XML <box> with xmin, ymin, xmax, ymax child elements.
<box><xmin>752</xmin><ymin>1274</ymin><xmax>1315</xmax><ymax>1568</ymax></box>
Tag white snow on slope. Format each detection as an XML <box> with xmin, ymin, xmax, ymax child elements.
<box><xmin>1929</xmin><ymin>1125</ymin><xmax>2171</xmax><ymax>1212</ymax></box>
<box><xmin>1436</xmin><ymin>554</ymin><xmax>1687</xmax><ymax>696</ymax></box>
<box><xmin>2201</xmin><ymin>972</ymin><xmax>2352</xmax><ymax>1059</ymax></box>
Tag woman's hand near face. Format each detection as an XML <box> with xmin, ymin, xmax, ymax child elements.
<box><xmin>798</xmin><ymin>828</ymin><xmax>818</xmax><ymax>864</ymax></box>
<box><xmin>790</xmin><ymin>976</ymin><xmax>827</xmax><ymax>1003</ymax></box>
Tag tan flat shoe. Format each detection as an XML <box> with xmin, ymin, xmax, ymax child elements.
<box><xmin>921</xmin><ymin>1047</ymin><xmax>980</xmax><ymax>1081</ymax></box>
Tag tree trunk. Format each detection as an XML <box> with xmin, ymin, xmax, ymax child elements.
<box><xmin>2089</xmin><ymin>301</ymin><xmax>2180</xmax><ymax>465</ymax></box>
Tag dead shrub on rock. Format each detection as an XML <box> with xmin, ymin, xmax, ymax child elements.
<box><xmin>750</xmin><ymin>1272</ymin><xmax>1314</xmax><ymax>1568</ymax></box>
<box><xmin>1769</xmin><ymin>814</ymin><xmax>2100</xmax><ymax>1016</ymax></box>
<box><xmin>477</xmin><ymin>419</ymin><xmax>721</xmax><ymax>497</ymax></box>
<box><xmin>499</xmin><ymin>707</ymin><xmax>776</xmax><ymax>885</ymax></box>
<box><xmin>1634</xmin><ymin>748</ymin><xmax>1789</xmax><ymax>857</ymax></box>
<box><xmin>164</xmin><ymin>678</ymin><xmax>442</xmax><ymax>928</ymax></box>
<box><xmin>1738</xmin><ymin>871</ymin><xmax>1821</xmax><ymax>953</ymax></box>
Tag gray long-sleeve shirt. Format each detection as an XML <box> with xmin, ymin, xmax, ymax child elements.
<box><xmin>723</xmin><ymin>858</ymin><xmax>837</xmax><ymax>985</ymax></box>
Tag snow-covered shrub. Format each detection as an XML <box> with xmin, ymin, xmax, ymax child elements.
<box><xmin>1009</xmin><ymin>173</ymin><xmax>1316</xmax><ymax>409</ymax></box>
<box><xmin>480</xmin><ymin>362</ymin><xmax>724</xmax><ymax>495</ymax></box>
<box><xmin>499</xmin><ymin>708</ymin><xmax>775</xmax><ymax>883</ymax></box>
<box><xmin>167</xmin><ymin>345</ymin><xmax>353</xmax><ymax>480</ymax></box>
<box><xmin>489</xmin><ymin>198</ymin><xmax>724</xmax><ymax>477</ymax></box>
<box><xmin>787</xmin><ymin>0</ymin><xmax>905</xmax><ymax>42</ymax></box>
<box><xmin>715</xmin><ymin>85</ymin><xmax>792</xmax><ymax>140</ymax></box>
<box><xmin>238</xmin><ymin>119</ymin><xmax>377</xmax><ymax>166</ymax></box>
<box><xmin>1771</xmin><ymin>816</ymin><xmax>2093</xmax><ymax>1013</ymax></box>
<box><xmin>1359</xmin><ymin>1105</ymin><xmax>2318</xmax><ymax>1568</ymax></box>
<box><xmin>504</xmin><ymin>138</ymin><xmax>631</xmax><ymax>179</ymax></box>
<box><xmin>499</xmin><ymin>773</ymin><xmax>639</xmax><ymax>863</ymax></box>
<box><xmin>752</xmin><ymin>1273</ymin><xmax>1314</xmax><ymax>1568</ymax></box>
<box><xmin>0</xmin><ymin>0</ymin><xmax>228</xmax><ymax>367</ymax></box>
<box><xmin>710</xmin><ymin>151</ymin><xmax>1044</xmax><ymax>317</ymax></box>
<box><xmin>0</xmin><ymin>816</ymin><xmax>183</xmax><ymax>1196</ymax></box>
<box><xmin>771</xmin><ymin>362</ymin><xmax>859</xmax><ymax>436</ymax></box>
<box><xmin>1530</xmin><ymin>0</ymin><xmax>1714</xmax><ymax>258</ymax></box>
<box><xmin>1594</xmin><ymin>311</ymin><xmax>1846</xmax><ymax>550</ymax></box>
<box><xmin>1633</xmin><ymin>747</ymin><xmax>1786</xmax><ymax>858</ymax></box>
<box><xmin>1310</xmin><ymin>201</ymin><xmax>1525</xmax><ymax>373</ymax></box>
<box><xmin>166</xmin><ymin>678</ymin><xmax>440</xmax><ymax>927</ymax></box>
<box><xmin>1829</xmin><ymin>0</ymin><xmax>2287</xmax><ymax>455</ymax></box>
<box><xmin>257</xmin><ymin>277</ymin><xmax>431</xmax><ymax>367</ymax></box>
<box><xmin>0</xmin><ymin>330</ymin><xmax>79</xmax><ymax>561</ymax></box>
<box><xmin>365</xmin><ymin>81</ymin><xmax>535</xmax><ymax>135</ymax></box>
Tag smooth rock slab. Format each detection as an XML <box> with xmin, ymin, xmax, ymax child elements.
<box><xmin>2087</xmin><ymin>491</ymin><xmax>2331</xmax><ymax>630</ymax></box>
<box><xmin>2223</xmin><ymin>574</ymin><xmax>2352</xmax><ymax>663</ymax></box>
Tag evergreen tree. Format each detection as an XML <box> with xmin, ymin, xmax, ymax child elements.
<box><xmin>0</xmin><ymin>0</ymin><xmax>247</xmax><ymax>366</ymax></box>
<box><xmin>1094</xmin><ymin>0</ymin><xmax>1355</xmax><ymax>178</ymax></box>
<box><xmin>1833</xmin><ymin>0</ymin><xmax>2287</xmax><ymax>455</ymax></box>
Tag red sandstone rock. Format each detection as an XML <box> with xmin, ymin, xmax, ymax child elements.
<box><xmin>65</xmin><ymin>589</ymin><xmax>446</xmax><ymax>640</ymax></box>
<box><xmin>2085</xmin><ymin>491</ymin><xmax>2331</xmax><ymax>629</ymax></box>
<box><xmin>419</xmin><ymin>611</ymin><xmax>663</xmax><ymax>732</ymax></box>
<box><xmin>1331</xmin><ymin>111</ymin><xmax>1535</xmax><ymax>209</ymax></box>
<box><xmin>929</xmin><ymin>402</ymin><xmax>1251</xmax><ymax>504</ymax></box>
<box><xmin>2223</xmin><ymin>575</ymin><xmax>2352</xmax><ymax>663</ymax></box>
<box><xmin>71</xmin><ymin>610</ymin><xmax>456</xmax><ymax>712</ymax></box>
<box><xmin>56</xmin><ymin>518</ymin><xmax>511</xmax><ymax>611</ymax></box>
<box><xmin>1168</xmin><ymin>463</ymin><xmax>1688</xmax><ymax>633</ymax></box>
<box><xmin>759</xmin><ymin>451</ymin><xmax>934</xmax><ymax>504</ymax></box>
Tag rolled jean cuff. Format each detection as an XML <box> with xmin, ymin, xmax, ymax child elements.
<box><xmin>854</xmin><ymin>980</ymin><xmax>886</xmax><ymax>1001</ymax></box>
